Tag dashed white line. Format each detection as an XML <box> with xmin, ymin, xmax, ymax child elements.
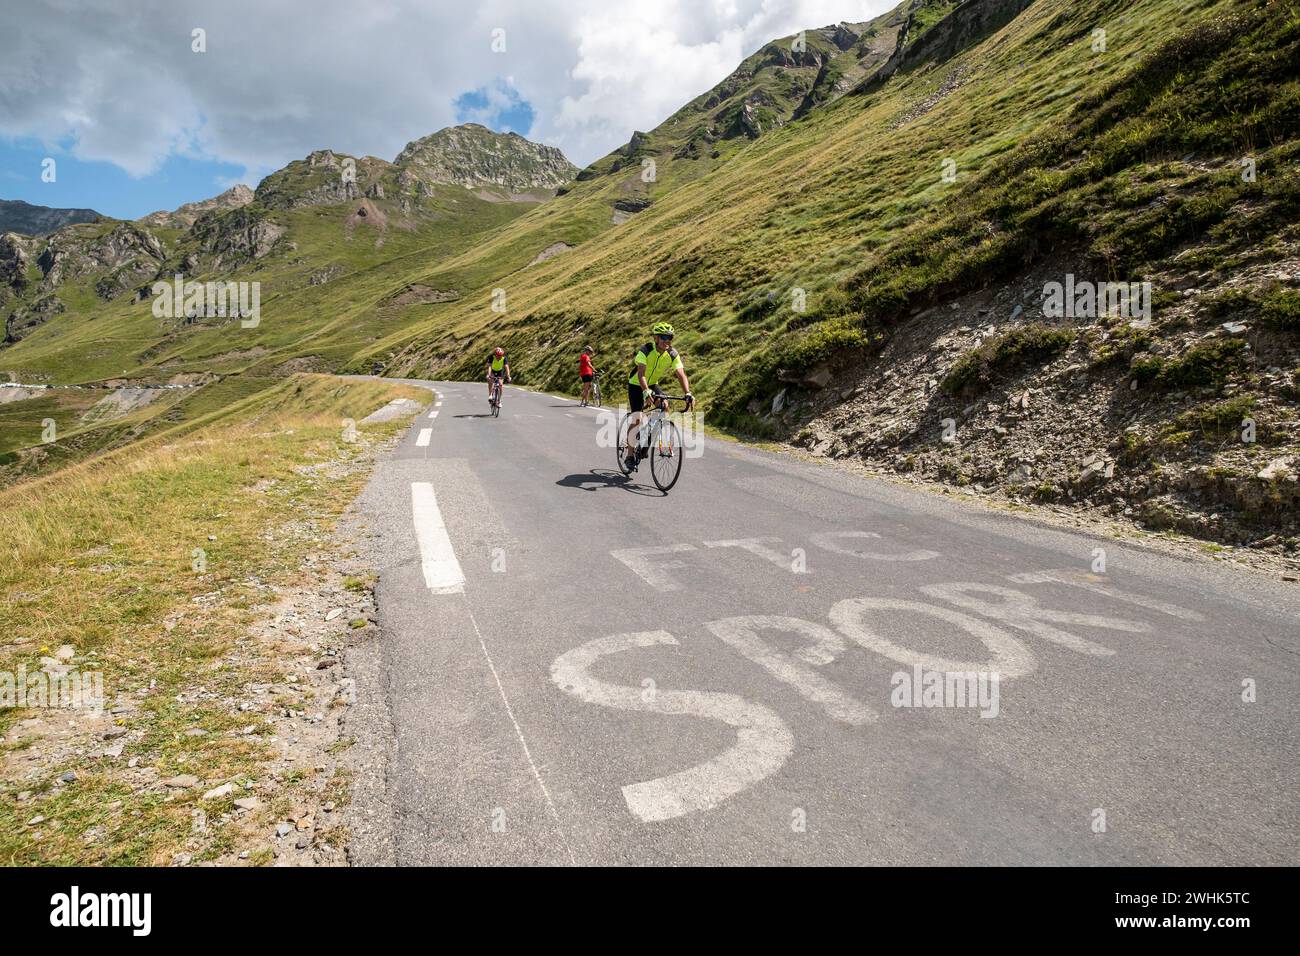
<box><xmin>416</xmin><ymin>428</ymin><xmax>432</xmax><ymax>446</ymax></box>
<box><xmin>428</xmin><ymin>409</ymin><xmax>439</xmax><ymax>420</ymax></box>
<box><xmin>410</xmin><ymin>482</ymin><xmax>464</xmax><ymax>594</ymax></box>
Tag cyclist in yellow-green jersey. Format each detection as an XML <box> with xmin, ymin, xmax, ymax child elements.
<box><xmin>486</xmin><ymin>347</ymin><xmax>511</xmax><ymax>402</ymax></box>
<box><xmin>624</xmin><ymin>322</ymin><xmax>692</xmax><ymax>471</ymax></box>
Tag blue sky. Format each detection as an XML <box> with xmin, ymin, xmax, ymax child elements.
<box><xmin>0</xmin><ymin>135</ymin><xmax>248</xmax><ymax>220</ymax></box>
<box><xmin>454</xmin><ymin>83</ymin><xmax>537</xmax><ymax>136</ymax></box>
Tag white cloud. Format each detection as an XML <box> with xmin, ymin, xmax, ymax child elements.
<box><xmin>543</xmin><ymin>0</ymin><xmax>889</xmax><ymax>160</ymax></box>
<box><xmin>0</xmin><ymin>0</ymin><xmax>893</xmax><ymax>183</ymax></box>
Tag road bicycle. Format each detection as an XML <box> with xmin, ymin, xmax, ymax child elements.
<box><xmin>582</xmin><ymin>371</ymin><xmax>603</xmax><ymax>408</ymax></box>
<box><xmin>489</xmin><ymin>375</ymin><xmax>506</xmax><ymax>417</ymax></box>
<box><xmin>616</xmin><ymin>392</ymin><xmax>690</xmax><ymax>491</ymax></box>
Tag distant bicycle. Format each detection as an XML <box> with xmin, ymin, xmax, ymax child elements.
<box><xmin>489</xmin><ymin>376</ymin><xmax>504</xmax><ymax>417</ymax></box>
<box><xmin>616</xmin><ymin>391</ymin><xmax>688</xmax><ymax>491</ymax></box>
<box><xmin>586</xmin><ymin>371</ymin><xmax>603</xmax><ymax>408</ymax></box>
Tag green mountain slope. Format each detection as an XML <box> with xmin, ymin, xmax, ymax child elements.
<box><xmin>0</xmin><ymin>125</ymin><xmax>575</xmax><ymax>381</ymax></box>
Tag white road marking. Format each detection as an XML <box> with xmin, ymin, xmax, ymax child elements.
<box><xmin>703</xmin><ymin>537</ymin><xmax>799</xmax><ymax>572</ymax></box>
<box><xmin>410</xmin><ymin>482</ymin><xmax>464</xmax><ymax>594</ymax></box>
<box><xmin>1007</xmin><ymin>570</ymin><xmax>1203</xmax><ymax>621</ymax></box>
<box><xmin>610</xmin><ymin>544</ymin><xmax>698</xmax><ymax>591</ymax></box>
<box><xmin>551</xmin><ymin>630</ymin><xmax>793</xmax><ymax>822</ymax></box>
<box><xmin>427</xmin><ymin>409</ymin><xmax>439</xmax><ymax>420</ymax></box>
<box><xmin>810</xmin><ymin>530</ymin><xmax>939</xmax><ymax>562</ymax></box>
<box><xmin>435</xmin><ymin>400</ymin><xmax>442</xmax><ymax>407</ymax></box>
<box><xmin>706</xmin><ymin>616</ymin><xmax>876</xmax><ymax>725</ymax></box>
<box><xmin>922</xmin><ymin>583</ymin><xmax>1132</xmax><ymax>657</ymax></box>
<box><xmin>830</xmin><ymin>597</ymin><xmax>1035</xmax><ymax>678</ymax></box>
<box><xmin>416</xmin><ymin>428</ymin><xmax>432</xmax><ymax>446</ymax></box>
<box><xmin>468</xmin><ymin>609</ymin><xmax>577</xmax><ymax>865</ymax></box>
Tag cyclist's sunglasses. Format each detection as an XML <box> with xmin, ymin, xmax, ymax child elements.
<box><xmin>655</xmin><ymin>333</ymin><xmax>674</xmax><ymax>341</ymax></box>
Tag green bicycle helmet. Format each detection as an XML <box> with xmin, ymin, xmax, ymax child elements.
<box><xmin>651</xmin><ymin>322</ymin><xmax>675</xmax><ymax>336</ymax></box>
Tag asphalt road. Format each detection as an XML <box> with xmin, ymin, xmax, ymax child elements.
<box><xmin>344</xmin><ymin>379</ymin><xmax>1299</xmax><ymax>866</ymax></box>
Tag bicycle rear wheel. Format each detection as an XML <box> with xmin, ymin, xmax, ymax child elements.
<box><xmin>649</xmin><ymin>419</ymin><xmax>683</xmax><ymax>491</ymax></box>
<box><xmin>615</xmin><ymin>413</ymin><xmax>635</xmax><ymax>475</ymax></box>
<box><xmin>592</xmin><ymin>379</ymin><xmax>602</xmax><ymax>407</ymax></box>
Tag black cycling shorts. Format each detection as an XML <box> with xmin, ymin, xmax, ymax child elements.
<box><xmin>627</xmin><ymin>383</ymin><xmax>645</xmax><ymax>412</ymax></box>
<box><xmin>580</xmin><ymin>373</ymin><xmax>593</xmax><ymax>383</ymax></box>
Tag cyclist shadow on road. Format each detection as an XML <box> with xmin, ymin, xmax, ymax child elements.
<box><xmin>555</xmin><ymin>469</ymin><xmax>664</xmax><ymax>496</ymax></box>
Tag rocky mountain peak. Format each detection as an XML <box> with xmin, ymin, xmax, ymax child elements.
<box><xmin>137</xmin><ymin>184</ymin><xmax>254</xmax><ymax>229</ymax></box>
<box><xmin>393</xmin><ymin>124</ymin><xmax>577</xmax><ymax>194</ymax></box>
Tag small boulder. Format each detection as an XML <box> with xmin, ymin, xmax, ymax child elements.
<box><xmin>802</xmin><ymin>366</ymin><xmax>833</xmax><ymax>390</ymax></box>
<box><xmin>1257</xmin><ymin>457</ymin><xmax>1295</xmax><ymax>482</ymax></box>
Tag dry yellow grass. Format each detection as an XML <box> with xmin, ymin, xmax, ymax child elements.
<box><xmin>0</xmin><ymin>375</ymin><xmax>427</xmax><ymax>864</ymax></box>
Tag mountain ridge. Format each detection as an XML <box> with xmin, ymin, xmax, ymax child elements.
<box><xmin>0</xmin><ymin>199</ymin><xmax>102</xmax><ymax>238</ymax></box>
<box><xmin>0</xmin><ymin>124</ymin><xmax>576</xmax><ymax>350</ymax></box>
<box><xmin>138</xmin><ymin>184</ymin><xmax>255</xmax><ymax>230</ymax></box>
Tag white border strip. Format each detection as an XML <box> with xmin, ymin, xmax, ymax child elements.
<box><xmin>411</xmin><ymin>482</ymin><xmax>465</xmax><ymax>594</ymax></box>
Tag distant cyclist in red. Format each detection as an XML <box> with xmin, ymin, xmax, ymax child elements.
<box><xmin>578</xmin><ymin>346</ymin><xmax>596</xmax><ymax>406</ymax></box>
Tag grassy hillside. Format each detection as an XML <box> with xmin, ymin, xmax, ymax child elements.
<box><xmin>0</xmin><ymin>374</ymin><xmax>428</xmax><ymax>864</ymax></box>
<box><xmin>0</xmin><ymin>187</ymin><xmax>530</xmax><ymax>384</ymax></box>
<box><xmin>338</xmin><ymin>0</ymin><xmax>1199</xmax><ymax>378</ymax></box>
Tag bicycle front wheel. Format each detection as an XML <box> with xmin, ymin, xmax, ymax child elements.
<box><xmin>649</xmin><ymin>419</ymin><xmax>683</xmax><ymax>492</ymax></box>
